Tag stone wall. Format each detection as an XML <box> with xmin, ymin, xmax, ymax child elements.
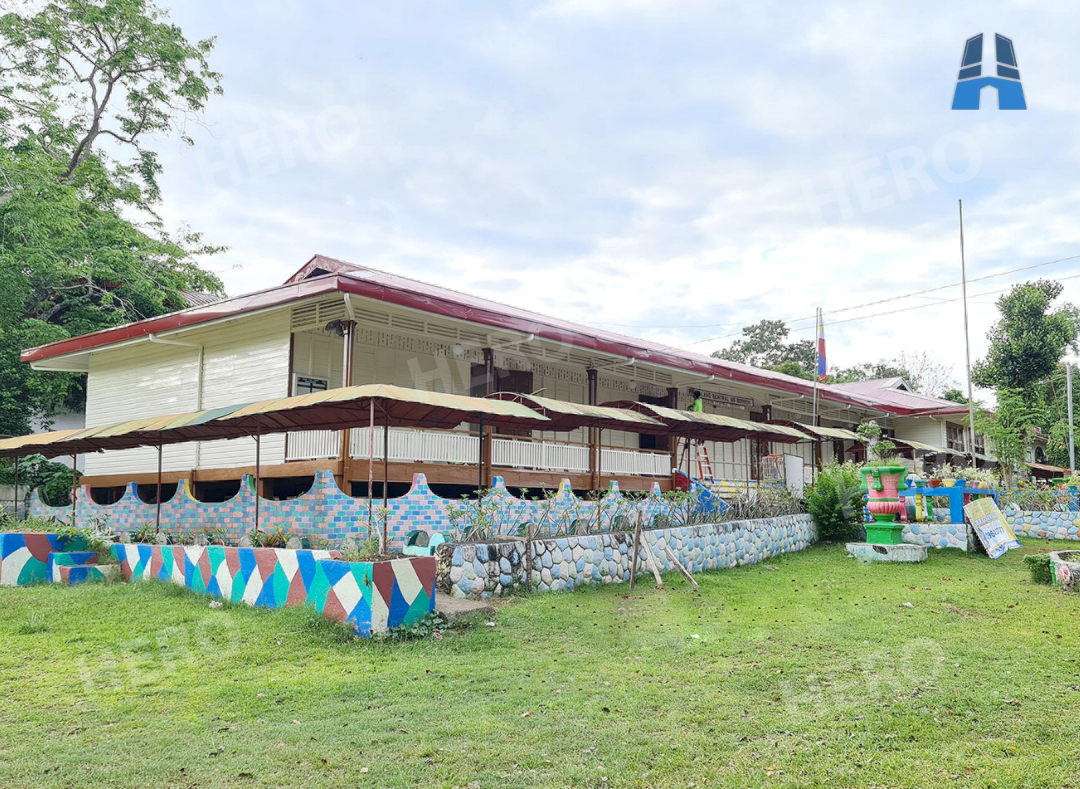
<box><xmin>112</xmin><ymin>544</ymin><xmax>435</xmax><ymax>636</ymax></box>
<box><xmin>30</xmin><ymin>470</ymin><xmax>673</xmax><ymax>548</ymax></box>
<box><xmin>435</xmin><ymin>514</ymin><xmax>816</xmax><ymax>599</ymax></box>
<box><xmin>1006</xmin><ymin>511</ymin><xmax>1080</xmax><ymax>541</ymax></box>
<box><xmin>902</xmin><ymin>522</ymin><xmax>969</xmax><ymax>550</ymax></box>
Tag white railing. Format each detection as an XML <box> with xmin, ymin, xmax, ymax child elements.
<box><xmin>492</xmin><ymin>438</ymin><xmax>590</xmax><ymax>474</ymax></box>
<box><xmin>284</xmin><ymin>427</ymin><xmax>669</xmax><ymax>477</ymax></box>
<box><xmin>285</xmin><ymin>430</ymin><xmax>340</xmax><ymax>461</ymax></box>
<box><xmin>600</xmin><ymin>447</ymin><xmax>671</xmax><ymax>477</ymax></box>
<box><xmin>349</xmin><ymin>427</ymin><xmax>479</xmax><ymax>464</ymax></box>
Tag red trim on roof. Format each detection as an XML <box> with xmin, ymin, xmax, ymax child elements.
<box><xmin>20</xmin><ymin>273</ymin><xmax>342</xmax><ymax>363</ymax></box>
<box><xmin>21</xmin><ymin>254</ymin><xmax>961</xmax><ymax>417</ymax></box>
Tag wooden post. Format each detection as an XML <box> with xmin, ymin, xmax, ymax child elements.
<box><xmin>640</xmin><ymin>537</ymin><xmax>663</xmax><ymax>587</ymax></box>
<box><xmin>587</xmin><ymin>368</ymin><xmax>599</xmax><ymax>490</ymax></box>
<box><xmin>482</xmin><ymin>348</ymin><xmax>495</xmax><ymax>488</ymax></box>
<box><xmin>477</xmin><ymin>415</ymin><xmax>485</xmax><ymax>492</ymax></box>
<box><xmin>383</xmin><ymin>419</ymin><xmax>389</xmax><ymax>511</ymax></box>
<box><xmin>155</xmin><ymin>445</ymin><xmax>163</xmax><ymax>537</ymax></box>
<box><xmin>337</xmin><ymin>319</ymin><xmax>356</xmax><ymax>489</ymax></box>
<box><xmin>629</xmin><ymin>512</ymin><xmax>643</xmax><ymax>591</ymax></box>
<box><xmin>662</xmin><ymin>544</ymin><xmax>699</xmax><ymax>589</ymax></box>
<box><xmin>523</xmin><ymin>521</ymin><xmax>533</xmax><ymax>592</ymax></box>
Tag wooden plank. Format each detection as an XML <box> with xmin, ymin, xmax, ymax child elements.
<box><xmin>629</xmin><ymin>513</ymin><xmax>643</xmax><ymax>591</ymax></box>
<box><xmin>639</xmin><ymin>537</ymin><xmax>664</xmax><ymax>587</ymax></box>
<box><xmin>662</xmin><ymin>544</ymin><xmax>699</xmax><ymax>589</ymax></box>
<box><xmin>79</xmin><ymin>459</ymin><xmax>675</xmax><ymax>494</ymax></box>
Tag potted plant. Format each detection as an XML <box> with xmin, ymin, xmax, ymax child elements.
<box><xmin>856</xmin><ymin>422</ymin><xmax>908</xmax><ymax>545</ymax></box>
<box><xmin>940</xmin><ymin>464</ymin><xmax>958</xmax><ymax>488</ymax></box>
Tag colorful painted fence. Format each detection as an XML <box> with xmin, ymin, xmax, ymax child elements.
<box><xmin>31</xmin><ymin>470</ymin><xmax>679</xmax><ymax>547</ymax></box>
<box><xmin>436</xmin><ymin>513</ymin><xmax>816</xmax><ymax>599</ymax></box>
<box><xmin>111</xmin><ymin>544</ymin><xmax>435</xmax><ymax>636</ymax></box>
<box><xmin>0</xmin><ymin>533</ymin><xmax>83</xmax><ymax>587</ymax></box>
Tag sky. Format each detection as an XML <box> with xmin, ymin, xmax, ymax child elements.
<box><xmin>147</xmin><ymin>0</ymin><xmax>1080</xmax><ymax>399</ymax></box>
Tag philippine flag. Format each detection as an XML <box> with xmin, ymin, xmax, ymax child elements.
<box><xmin>816</xmin><ymin>312</ymin><xmax>827</xmax><ymax>382</ymax></box>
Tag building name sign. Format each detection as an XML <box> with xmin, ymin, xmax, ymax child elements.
<box><xmin>690</xmin><ymin>389</ymin><xmax>755</xmax><ymax>410</ymax></box>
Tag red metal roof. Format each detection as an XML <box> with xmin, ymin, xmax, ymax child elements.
<box><xmin>829</xmin><ymin>378</ymin><xmax>968</xmax><ymax>416</ymax></box>
<box><xmin>21</xmin><ymin>254</ymin><xmax>960</xmax><ymax>417</ymax></box>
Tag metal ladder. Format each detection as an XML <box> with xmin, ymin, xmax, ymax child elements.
<box><xmin>680</xmin><ymin>438</ymin><xmax>715</xmax><ymax>483</ymax></box>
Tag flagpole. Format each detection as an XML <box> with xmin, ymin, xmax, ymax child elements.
<box><xmin>812</xmin><ymin>307</ymin><xmax>820</xmax><ymax>482</ymax></box>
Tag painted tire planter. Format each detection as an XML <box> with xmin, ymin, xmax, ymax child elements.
<box><xmin>860</xmin><ymin>466</ymin><xmax>908</xmax><ymax>545</ymax></box>
<box><xmin>1049</xmin><ymin>550</ymin><xmax>1080</xmax><ymax>592</ymax></box>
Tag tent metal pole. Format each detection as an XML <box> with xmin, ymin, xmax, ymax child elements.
<box><xmin>71</xmin><ymin>454</ymin><xmax>77</xmax><ymax>527</ymax></box>
<box><xmin>368</xmin><ymin>398</ymin><xmax>375</xmax><ymax>543</ymax></box>
<box><xmin>12</xmin><ymin>456</ymin><xmax>18</xmax><ymax>521</ymax></box>
<box><xmin>382</xmin><ymin>419</ymin><xmax>389</xmax><ymax>511</ymax></box>
<box><xmin>155</xmin><ymin>445</ymin><xmax>163</xmax><ymax>537</ymax></box>
<box><xmin>254</xmin><ymin>427</ymin><xmax>262</xmax><ymax>533</ymax></box>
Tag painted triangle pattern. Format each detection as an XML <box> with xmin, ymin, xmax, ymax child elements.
<box><xmin>110</xmin><ymin>544</ymin><xmax>435</xmax><ymax>637</ymax></box>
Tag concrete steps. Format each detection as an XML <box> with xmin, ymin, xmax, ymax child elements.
<box><xmin>48</xmin><ymin>551</ymin><xmax>121</xmax><ymax>586</ymax></box>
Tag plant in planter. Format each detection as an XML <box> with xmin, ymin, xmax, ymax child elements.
<box><xmin>856</xmin><ymin>422</ymin><xmax>908</xmax><ymax>545</ymax></box>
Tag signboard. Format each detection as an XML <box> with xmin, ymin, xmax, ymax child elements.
<box><xmin>690</xmin><ymin>390</ymin><xmax>755</xmax><ymax>410</ymax></box>
<box><xmin>963</xmin><ymin>497</ymin><xmax>1021</xmax><ymax>559</ymax></box>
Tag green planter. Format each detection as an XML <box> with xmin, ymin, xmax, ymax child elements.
<box><xmin>865</xmin><ymin>523</ymin><xmax>904</xmax><ymax>545</ymax></box>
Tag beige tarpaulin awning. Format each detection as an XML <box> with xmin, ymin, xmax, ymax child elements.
<box><xmin>793</xmin><ymin>423</ymin><xmax>860</xmax><ymax>441</ymax></box>
<box><xmin>486</xmin><ymin>392</ymin><xmax>666</xmax><ymax>433</ymax></box>
<box><xmin>1028</xmin><ymin>461</ymin><xmax>1068</xmax><ymax>474</ymax></box>
<box><xmin>893</xmin><ymin>437</ymin><xmax>960</xmax><ymax>455</ymax></box>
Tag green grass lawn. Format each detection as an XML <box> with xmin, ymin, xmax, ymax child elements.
<box><xmin>2</xmin><ymin>542</ymin><xmax>1079</xmax><ymax>788</ymax></box>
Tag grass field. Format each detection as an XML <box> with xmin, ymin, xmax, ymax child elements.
<box><xmin>1</xmin><ymin>541</ymin><xmax>1079</xmax><ymax>788</ymax></box>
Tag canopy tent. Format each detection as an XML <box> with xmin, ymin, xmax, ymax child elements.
<box><xmin>892</xmin><ymin>437</ymin><xmax>962</xmax><ymax>456</ymax></box>
<box><xmin>791</xmin><ymin>423</ymin><xmax>861</xmax><ymax>441</ymax></box>
<box><xmin>0</xmin><ymin>384</ymin><xmax>552</xmax><ymax>545</ymax></box>
<box><xmin>486</xmin><ymin>392</ymin><xmax>666</xmax><ymax>433</ymax></box>
<box><xmin>1028</xmin><ymin>461</ymin><xmax>1068</xmax><ymax>477</ymax></box>
<box><xmin>599</xmin><ymin>401</ymin><xmax>812</xmax><ymax>444</ymax></box>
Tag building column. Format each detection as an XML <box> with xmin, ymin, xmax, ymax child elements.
<box><xmin>336</xmin><ymin>320</ymin><xmax>356</xmax><ymax>491</ymax></box>
<box><xmin>482</xmin><ymin>347</ymin><xmax>495</xmax><ymax>488</ymax></box>
<box><xmin>588</xmin><ymin>368</ymin><xmax>599</xmax><ymax>490</ymax></box>
<box><xmin>666</xmin><ymin>386</ymin><xmax>680</xmax><ymax>480</ymax></box>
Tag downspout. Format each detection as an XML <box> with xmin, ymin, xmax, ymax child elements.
<box><xmin>148</xmin><ymin>334</ymin><xmax>205</xmax><ymax>467</ymax></box>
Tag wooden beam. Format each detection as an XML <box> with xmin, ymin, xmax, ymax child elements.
<box><xmin>77</xmin><ymin>460</ymin><xmax>674</xmax><ymax>495</ymax></box>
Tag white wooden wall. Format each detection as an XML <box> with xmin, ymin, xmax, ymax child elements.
<box><xmin>83</xmin><ymin>313</ymin><xmax>291</xmax><ymax>475</ymax></box>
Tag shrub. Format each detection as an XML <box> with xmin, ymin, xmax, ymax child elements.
<box><xmin>1023</xmin><ymin>554</ymin><xmax>1053</xmax><ymax>585</ymax></box>
<box><xmin>805</xmin><ymin>461</ymin><xmax>865</xmax><ymax>542</ymax></box>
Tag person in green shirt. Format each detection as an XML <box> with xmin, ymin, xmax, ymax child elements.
<box><xmin>690</xmin><ymin>391</ymin><xmax>704</xmax><ymax>413</ymax></box>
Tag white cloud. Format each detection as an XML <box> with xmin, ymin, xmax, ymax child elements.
<box><xmin>143</xmin><ymin>0</ymin><xmax>1080</xmax><ymax>405</ymax></box>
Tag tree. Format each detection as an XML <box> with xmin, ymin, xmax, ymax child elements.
<box><xmin>714</xmin><ymin>320</ymin><xmax>816</xmax><ymax>377</ymax></box>
<box><xmin>942</xmin><ymin>388</ymin><xmax>968</xmax><ymax>404</ymax></box>
<box><xmin>830</xmin><ymin>352</ymin><xmax>955</xmax><ymax>397</ymax></box>
<box><xmin>976</xmin><ymin>389</ymin><xmax>1040</xmax><ymax>486</ymax></box>
<box><xmin>0</xmin><ymin>0</ymin><xmax>225</xmax><ymax>435</ymax></box>
<box><xmin>972</xmin><ymin>280</ymin><xmax>1079</xmax><ymax>391</ymax></box>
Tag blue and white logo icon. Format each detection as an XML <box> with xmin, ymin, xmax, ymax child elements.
<box><xmin>951</xmin><ymin>33</ymin><xmax>1026</xmax><ymax>110</ymax></box>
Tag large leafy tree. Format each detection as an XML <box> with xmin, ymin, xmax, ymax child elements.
<box><xmin>0</xmin><ymin>0</ymin><xmax>225</xmax><ymax>435</ymax></box>
<box><xmin>972</xmin><ymin>281</ymin><xmax>1080</xmax><ymax>475</ymax></box>
<box><xmin>972</xmin><ymin>280</ymin><xmax>1079</xmax><ymax>391</ymax></box>
<box><xmin>714</xmin><ymin>320</ymin><xmax>816</xmax><ymax>377</ymax></box>
<box><xmin>975</xmin><ymin>389</ymin><xmax>1041</xmax><ymax>487</ymax></box>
